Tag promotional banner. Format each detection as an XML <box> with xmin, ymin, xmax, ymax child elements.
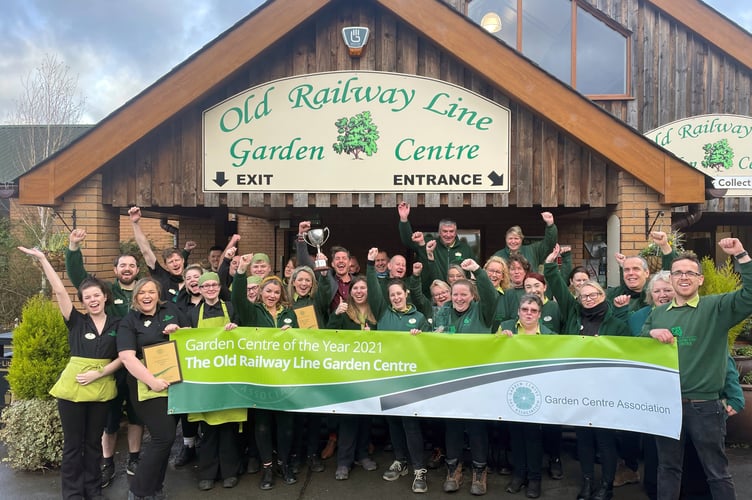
<box><xmin>168</xmin><ymin>328</ymin><xmax>682</xmax><ymax>439</ymax></box>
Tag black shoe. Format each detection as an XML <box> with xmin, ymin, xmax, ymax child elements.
<box><xmin>289</xmin><ymin>453</ymin><xmax>300</xmax><ymax>474</ymax></box>
<box><xmin>578</xmin><ymin>475</ymin><xmax>594</xmax><ymax>500</ymax></box>
<box><xmin>278</xmin><ymin>461</ymin><xmax>297</xmax><ymax>485</ymax></box>
<box><xmin>526</xmin><ymin>479</ymin><xmax>541</xmax><ymax>498</ymax></box>
<box><xmin>260</xmin><ymin>465</ymin><xmax>274</xmax><ymax>490</ymax></box>
<box><xmin>174</xmin><ymin>445</ymin><xmax>196</xmax><ymax>467</ymax></box>
<box><xmin>307</xmin><ymin>454</ymin><xmax>325</xmax><ymax>473</ymax></box>
<box><xmin>198</xmin><ymin>479</ymin><xmax>214</xmax><ymax>491</ymax></box>
<box><xmin>223</xmin><ymin>476</ymin><xmax>239</xmax><ymax>488</ymax></box>
<box><xmin>101</xmin><ymin>461</ymin><xmax>115</xmax><ymax>489</ymax></box>
<box><xmin>591</xmin><ymin>482</ymin><xmax>613</xmax><ymax>500</ymax></box>
<box><xmin>506</xmin><ymin>475</ymin><xmax>527</xmax><ymax>493</ymax></box>
<box><xmin>126</xmin><ymin>458</ymin><xmax>139</xmax><ymax>476</ymax></box>
<box><xmin>549</xmin><ymin>457</ymin><xmax>563</xmax><ymax>480</ymax></box>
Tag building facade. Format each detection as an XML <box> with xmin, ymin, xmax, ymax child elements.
<box><xmin>13</xmin><ymin>0</ymin><xmax>751</xmax><ymax>281</ymax></box>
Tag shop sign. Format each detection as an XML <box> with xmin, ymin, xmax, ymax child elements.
<box><xmin>203</xmin><ymin>71</ymin><xmax>510</xmax><ymax>192</ymax></box>
<box><xmin>646</xmin><ymin>114</ymin><xmax>752</xmax><ymax>196</ymax></box>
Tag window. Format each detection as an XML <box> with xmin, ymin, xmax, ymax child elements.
<box><xmin>469</xmin><ymin>0</ymin><xmax>630</xmax><ymax>99</ymax></box>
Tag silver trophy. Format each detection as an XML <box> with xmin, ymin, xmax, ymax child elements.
<box><xmin>303</xmin><ymin>227</ymin><xmax>330</xmax><ymax>270</ymax></box>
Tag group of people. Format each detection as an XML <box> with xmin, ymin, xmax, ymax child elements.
<box><xmin>23</xmin><ymin>202</ymin><xmax>750</xmax><ymax>500</ymax></box>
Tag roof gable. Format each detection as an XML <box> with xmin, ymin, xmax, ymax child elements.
<box><xmin>19</xmin><ymin>0</ymin><xmax>710</xmax><ymax>205</ymax></box>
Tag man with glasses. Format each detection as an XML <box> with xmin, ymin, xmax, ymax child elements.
<box><xmin>643</xmin><ymin>238</ymin><xmax>752</xmax><ymax>499</ymax></box>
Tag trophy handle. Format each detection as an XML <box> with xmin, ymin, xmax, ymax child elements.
<box><xmin>322</xmin><ymin>227</ymin><xmax>330</xmax><ymax>245</ymax></box>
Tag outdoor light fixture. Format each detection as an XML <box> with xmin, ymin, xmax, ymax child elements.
<box><xmin>342</xmin><ymin>27</ymin><xmax>370</xmax><ymax>58</ymax></box>
<box><xmin>480</xmin><ymin>12</ymin><xmax>502</xmax><ymax>33</ymax></box>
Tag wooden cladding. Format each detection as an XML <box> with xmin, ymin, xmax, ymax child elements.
<box><xmin>102</xmin><ymin>0</ymin><xmax>618</xmax><ymax>209</ymax></box>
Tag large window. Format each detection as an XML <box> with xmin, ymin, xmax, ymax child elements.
<box><xmin>469</xmin><ymin>0</ymin><xmax>630</xmax><ymax>98</ymax></box>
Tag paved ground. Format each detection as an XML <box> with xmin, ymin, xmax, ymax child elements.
<box><xmin>1</xmin><ymin>424</ymin><xmax>751</xmax><ymax>499</ymax></box>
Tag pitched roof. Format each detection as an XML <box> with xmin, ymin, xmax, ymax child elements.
<box><xmin>0</xmin><ymin>124</ymin><xmax>92</xmax><ymax>184</ymax></box>
<box><xmin>19</xmin><ymin>0</ymin><xmax>729</xmax><ymax>206</ymax></box>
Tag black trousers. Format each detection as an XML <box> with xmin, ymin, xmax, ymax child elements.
<box><xmin>255</xmin><ymin>408</ymin><xmax>294</xmax><ymax>464</ymax></box>
<box><xmin>576</xmin><ymin>427</ymin><xmax>617</xmax><ymax>484</ymax></box>
<box><xmin>58</xmin><ymin>398</ymin><xmax>109</xmax><ymax>500</ymax></box>
<box><xmin>509</xmin><ymin>421</ymin><xmax>543</xmax><ymax>481</ymax></box>
<box><xmin>445</xmin><ymin>418</ymin><xmax>489</xmax><ymax>466</ymax></box>
<box><xmin>199</xmin><ymin>422</ymin><xmax>242</xmax><ymax>480</ymax></box>
<box><xmin>337</xmin><ymin>414</ymin><xmax>372</xmax><ymax>467</ymax></box>
<box><xmin>127</xmin><ymin>375</ymin><xmax>178</xmax><ymax>497</ymax></box>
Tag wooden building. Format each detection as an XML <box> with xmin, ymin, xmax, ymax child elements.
<box><xmin>13</xmin><ymin>0</ymin><xmax>752</xmax><ymax>281</ymax></box>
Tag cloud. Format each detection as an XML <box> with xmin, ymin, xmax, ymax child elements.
<box><xmin>0</xmin><ymin>0</ymin><xmax>262</xmax><ymax>123</ymax></box>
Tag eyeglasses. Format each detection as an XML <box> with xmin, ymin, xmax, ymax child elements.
<box><xmin>200</xmin><ymin>283</ymin><xmax>220</xmax><ymax>289</ymax></box>
<box><xmin>579</xmin><ymin>292</ymin><xmax>602</xmax><ymax>301</ymax></box>
<box><xmin>670</xmin><ymin>270</ymin><xmax>702</xmax><ymax>278</ymax></box>
<box><xmin>519</xmin><ymin>307</ymin><xmax>540</xmax><ymax>314</ymax></box>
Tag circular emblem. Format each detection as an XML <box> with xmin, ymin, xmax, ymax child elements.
<box><xmin>84</xmin><ymin>332</ymin><xmax>96</xmax><ymax>340</ymax></box>
<box><xmin>507</xmin><ymin>380</ymin><xmax>542</xmax><ymax>416</ymax></box>
<box><xmin>543</xmin><ymin>315</ymin><xmax>552</xmax><ymax>322</ymax></box>
<box><xmin>408</xmin><ymin>318</ymin><xmax>417</xmax><ymax>324</ymax></box>
<box><xmin>283</xmin><ymin>318</ymin><xmax>292</xmax><ymax>324</ymax></box>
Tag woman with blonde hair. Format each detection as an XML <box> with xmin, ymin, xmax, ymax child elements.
<box><xmin>231</xmin><ymin>255</ymin><xmax>299</xmax><ymax>490</ymax></box>
<box><xmin>287</xmin><ymin>264</ymin><xmax>331</xmax><ymax>474</ymax></box>
<box><xmin>117</xmin><ymin>277</ymin><xmax>190</xmax><ymax>499</ymax></box>
<box><xmin>543</xmin><ymin>244</ymin><xmax>630</xmax><ymax>500</ymax></box>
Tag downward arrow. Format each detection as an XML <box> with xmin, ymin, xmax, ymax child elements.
<box><xmin>488</xmin><ymin>171</ymin><xmax>504</xmax><ymax>186</ymax></box>
<box><xmin>213</xmin><ymin>172</ymin><xmax>228</xmax><ymax>187</ymax></box>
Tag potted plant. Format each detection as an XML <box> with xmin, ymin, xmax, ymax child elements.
<box><xmin>726</xmin><ymin>371</ymin><xmax>752</xmax><ymax>445</ymax></box>
<box><xmin>40</xmin><ymin>231</ymin><xmax>70</xmax><ymax>272</ymax></box>
<box><xmin>732</xmin><ymin>343</ymin><xmax>752</xmax><ymax>382</ymax></box>
<box><xmin>639</xmin><ymin>229</ymin><xmax>685</xmax><ymax>273</ymax></box>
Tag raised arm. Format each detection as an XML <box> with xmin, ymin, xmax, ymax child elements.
<box><xmin>397</xmin><ymin>202</ymin><xmax>420</xmax><ymax>252</ymax></box>
<box><xmin>462</xmin><ymin>259</ymin><xmax>497</xmax><ymax>327</ymax></box>
<box><xmin>366</xmin><ymin>247</ymin><xmax>387</xmax><ymax>319</ymax></box>
<box><xmin>128</xmin><ymin>206</ymin><xmax>157</xmax><ymax>270</ymax></box>
<box><xmin>65</xmin><ymin>228</ymin><xmax>89</xmax><ymax>289</ymax></box>
<box><xmin>532</xmin><ymin>212</ymin><xmax>558</xmax><ymax>266</ymax></box>
<box><xmin>19</xmin><ymin>246</ymin><xmax>73</xmax><ymax>320</ymax></box>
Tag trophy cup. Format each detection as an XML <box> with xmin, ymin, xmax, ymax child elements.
<box><xmin>303</xmin><ymin>227</ymin><xmax>330</xmax><ymax>270</ymax></box>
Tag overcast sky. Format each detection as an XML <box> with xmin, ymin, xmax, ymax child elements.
<box><xmin>0</xmin><ymin>0</ymin><xmax>749</xmax><ymax>124</ymax></box>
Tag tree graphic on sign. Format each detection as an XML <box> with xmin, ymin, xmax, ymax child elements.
<box><xmin>332</xmin><ymin>111</ymin><xmax>379</xmax><ymax>159</ymax></box>
<box><xmin>701</xmin><ymin>138</ymin><xmax>734</xmax><ymax>172</ymax></box>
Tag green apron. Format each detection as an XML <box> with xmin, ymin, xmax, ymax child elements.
<box><xmin>187</xmin><ymin>302</ymin><xmax>247</xmax><ymax>425</ymax></box>
<box><xmin>50</xmin><ymin>356</ymin><xmax>117</xmax><ymax>402</ymax></box>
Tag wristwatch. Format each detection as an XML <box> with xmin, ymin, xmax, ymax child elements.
<box><xmin>734</xmin><ymin>251</ymin><xmax>748</xmax><ymax>261</ymax></box>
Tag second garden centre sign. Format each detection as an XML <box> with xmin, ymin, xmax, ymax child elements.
<box><xmin>203</xmin><ymin>71</ymin><xmax>510</xmax><ymax>192</ymax></box>
<box><xmin>646</xmin><ymin>114</ymin><xmax>752</xmax><ymax>197</ymax></box>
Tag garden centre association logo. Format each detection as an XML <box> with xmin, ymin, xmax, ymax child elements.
<box><xmin>507</xmin><ymin>380</ymin><xmax>542</xmax><ymax>416</ymax></box>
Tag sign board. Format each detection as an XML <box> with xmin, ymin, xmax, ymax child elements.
<box><xmin>203</xmin><ymin>71</ymin><xmax>510</xmax><ymax>192</ymax></box>
<box><xmin>646</xmin><ymin>114</ymin><xmax>752</xmax><ymax>196</ymax></box>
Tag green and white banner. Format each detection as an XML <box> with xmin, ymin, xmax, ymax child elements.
<box><xmin>168</xmin><ymin>328</ymin><xmax>682</xmax><ymax>439</ymax></box>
